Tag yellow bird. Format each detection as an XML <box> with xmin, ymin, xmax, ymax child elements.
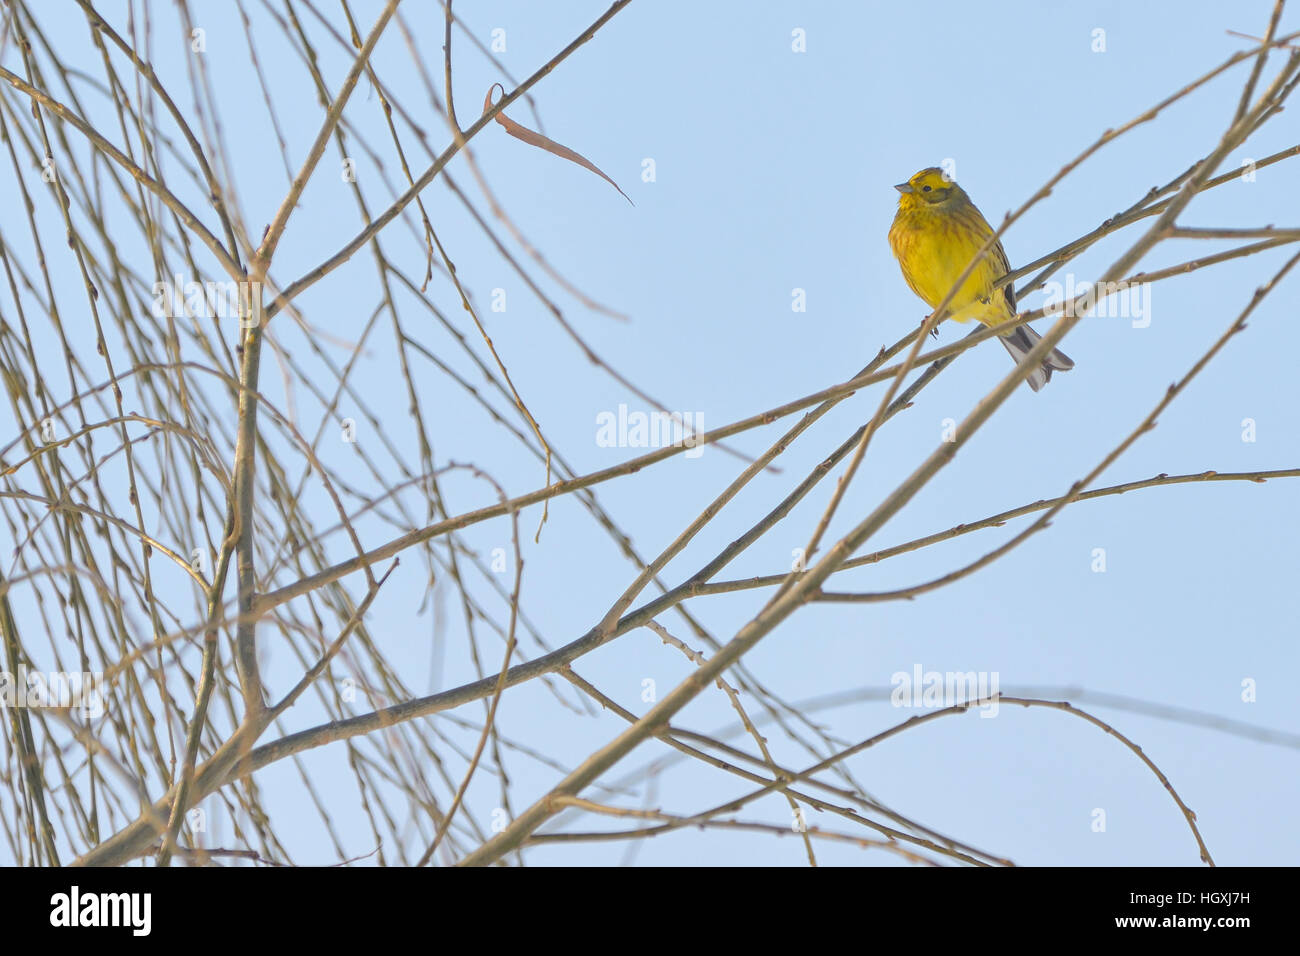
<box><xmin>888</xmin><ymin>167</ymin><xmax>1073</xmax><ymax>391</ymax></box>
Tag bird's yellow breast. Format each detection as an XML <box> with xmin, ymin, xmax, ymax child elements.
<box><xmin>888</xmin><ymin>203</ymin><xmax>1012</xmax><ymax>327</ymax></box>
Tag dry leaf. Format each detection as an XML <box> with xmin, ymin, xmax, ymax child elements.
<box><xmin>483</xmin><ymin>83</ymin><xmax>633</xmax><ymax>205</ymax></box>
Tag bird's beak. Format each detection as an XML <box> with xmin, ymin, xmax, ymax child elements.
<box><xmin>894</xmin><ymin>182</ymin><xmax>913</xmax><ymax>194</ymax></box>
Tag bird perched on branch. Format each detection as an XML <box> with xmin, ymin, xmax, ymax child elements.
<box><xmin>888</xmin><ymin>166</ymin><xmax>1073</xmax><ymax>392</ymax></box>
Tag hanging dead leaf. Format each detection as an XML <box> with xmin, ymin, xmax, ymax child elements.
<box><xmin>482</xmin><ymin>83</ymin><xmax>633</xmax><ymax>205</ymax></box>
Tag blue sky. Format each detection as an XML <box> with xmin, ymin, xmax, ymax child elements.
<box><xmin>3</xmin><ymin>1</ymin><xmax>1297</xmax><ymax>866</ymax></box>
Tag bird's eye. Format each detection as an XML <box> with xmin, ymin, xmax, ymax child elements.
<box><xmin>922</xmin><ymin>185</ymin><xmax>932</xmax><ymax>192</ymax></box>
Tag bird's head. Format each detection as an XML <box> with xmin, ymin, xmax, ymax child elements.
<box><xmin>894</xmin><ymin>167</ymin><xmax>964</xmax><ymax>208</ymax></box>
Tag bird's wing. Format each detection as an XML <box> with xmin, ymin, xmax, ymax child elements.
<box><xmin>967</xmin><ymin>203</ymin><xmax>1016</xmax><ymax>316</ymax></box>
<box><xmin>994</xmin><ymin>240</ymin><xmax>1016</xmax><ymax>314</ymax></box>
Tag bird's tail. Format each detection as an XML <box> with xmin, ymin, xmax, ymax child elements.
<box><xmin>997</xmin><ymin>324</ymin><xmax>1074</xmax><ymax>392</ymax></box>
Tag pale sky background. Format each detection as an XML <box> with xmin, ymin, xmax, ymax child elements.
<box><xmin>3</xmin><ymin>1</ymin><xmax>1298</xmax><ymax>866</ymax></box>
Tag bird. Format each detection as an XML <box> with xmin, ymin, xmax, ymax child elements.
<box><xmin>887</xmin><ymin>167</ymin><xmax>1073</xmax><ymax>392</ymax></box>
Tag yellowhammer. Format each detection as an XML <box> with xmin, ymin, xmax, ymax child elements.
<box><xmin>888</xmin><ymin>167</ymin><xmax>1073</xmax><ymax>392</ymax></box>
